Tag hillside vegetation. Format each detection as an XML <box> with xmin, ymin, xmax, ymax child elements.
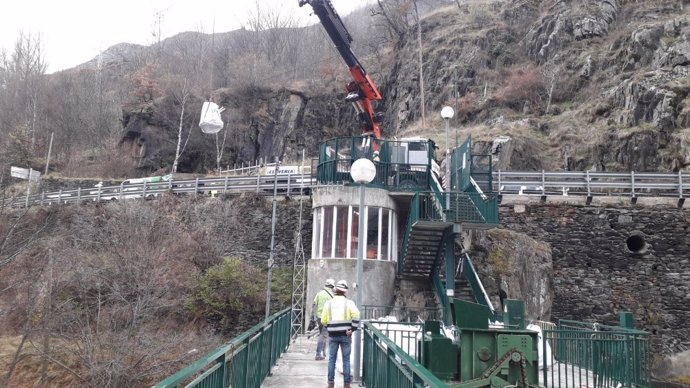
<box><xmin>0</xmin><ymin>194</ymin><xmax>302</xmax><ymax>387</ymax></box>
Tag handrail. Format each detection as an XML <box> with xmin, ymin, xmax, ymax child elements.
<box><xmin>362</xmin><ymin>321</ymin><xmax>447</xmax><ymax>388</ymax></box>
<box><xmin>460</xmin><ymin>253</ymin><xmax>494</xmax><ymax>313</ymax></box>
<box><xmin>432</xmin><ymin>270</ymin><xmax>451</xmax><ymax>325</ymax></box>
<box><xmin>398</xmin><ymin>192</ymin><xmax>420</xmax><ymax>274</ymax></box>
<box><xmin>151</xmin><ymin>308</ymin><xmax>290</xmax><ymax>388</ymax></box>
<box><xmin>543</xmin><ymin>321</ymin><xmax>651</xmax><ymax>388</ymax></box>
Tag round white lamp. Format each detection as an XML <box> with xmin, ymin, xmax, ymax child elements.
<box><xmin>350</xmin><ymin>158</ymin><xmax>376</xmax><ymax>184</ymax></box>
<box><xmin>441</xmin><ymin>106</ymin><xmax>455</xmax><ymax>120</ymax></box>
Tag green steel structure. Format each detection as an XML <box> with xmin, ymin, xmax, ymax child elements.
<box><xmin>316</xmin><ymin>136</ymin><xmax>498</xmax><ymax>324</ymax></box>
<box><xmin>151</xmin><ymin>309</ymin><xmax>291</xmax><ymax>388</ymax></box>
<box><xmin>362</xmin><ymin>307</ymin><xmax>651</xmax><ymax>388</ymax></box>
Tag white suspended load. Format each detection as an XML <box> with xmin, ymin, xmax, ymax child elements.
<box><xmin>199</xmin><ymin>101</ymin><xmax>225</xmax><ymax>134</ymax></box>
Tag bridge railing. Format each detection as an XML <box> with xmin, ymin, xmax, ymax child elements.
<box><xmin>6</xmin><ymin>170</ymin><xmax>690</xmax><ymax>209</ymax></box>
<box><xmin>3</xmin><ymin>174</ymin><xmax>317</xmax><ymax>208</ymax></box>
<box><xmin>494</xmin><ymin>170</ymin><xmax>690</xmax><ymax>199</ymax></box>
<box><xmin>151</xmin><ymin>308</ymin><xmax>290</xmax><ymax>388</ymax></box>
<box><xmin>542</xmin><ymin>320</ymin><xmax>651</xmax><ymax>388</ymax></box>
<box><xmin>361</xmin><ymin>305</ymin><xmax>442</xmax><ymax>322</ymax></box>
<box><xmin>363</xmin><ymin>321</ymin><xmax>446</xmax><ymax>388</ymax></box>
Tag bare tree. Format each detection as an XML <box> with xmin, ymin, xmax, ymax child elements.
<box><xmin>413</xmin><ymin>0</ymin><xmax>426</xmax><ymax>126</ymax></box>
<box><xmin>171</xmin><ymin>79</ymin><xmax>192</xmax><ymax>174</ymax></box>
<box><xmin>159</xmin><ymin>30</ymin><xmax>209</xmax><ymax>174</ymax></box>
<box><xmin>542</xmin><ymin>61</ymin><xmax>562</xmax><ymax>115</ymax></box>
<box><xmin>0</xmin><ymin>33</ymin><xmax>47</xmax><ymax>168</ymax></box>
<box><xmin>216</xmin><ymin>124</ymin><xmax>229</xmax><ymax>175</ymax></box>
<box><xmin>373</xmin><ymin>0</ymin><xmax>410</xmax><ymax>39</ymax></box>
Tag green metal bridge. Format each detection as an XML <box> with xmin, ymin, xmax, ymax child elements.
<box><xmin>153</xmin><ymin>136</ymin><xmax>650</xmax><ymax>388</ymax></box>
<box><xmin>151</xmin><ymin>307</ymin><xmax>650</xmax><ymax>388</ymax></box>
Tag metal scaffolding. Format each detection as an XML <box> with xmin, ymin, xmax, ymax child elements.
<box><xmin>290</xmin><ymin>150</ymin><xmax>307</xmax><ymax>337</ymax></box>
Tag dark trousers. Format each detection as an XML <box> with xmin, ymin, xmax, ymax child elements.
<box><xmin>327</xmin><ymin>335</ymin><xmax>352</xmax><ymax>384</ymax></box>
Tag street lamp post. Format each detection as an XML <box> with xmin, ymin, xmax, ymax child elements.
<box><xmin>441</xmin><ymin>106</ymin><xmax>455</xmax><ymax>208</ymax></box>
<box><xmin>440</xmin><ymin>106</ymin><xmax>456</xmax><ymax>315</ymax></box>
<box><xmin>441</xmin><ymin>106</ymin><xmax>455</xmax><ymax>154</ymax></box>
<box><xmin>350</xmin><ymin>158</ymin><xmax>376</xmax><ymax>383</ymax></box>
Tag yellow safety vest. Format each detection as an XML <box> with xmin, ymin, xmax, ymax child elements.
<box><xmin>321</xmin><ymin>295</ymin><xmax>360</xmax><ymax>335</ymax></box>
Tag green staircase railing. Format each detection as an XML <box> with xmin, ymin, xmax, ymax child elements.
<box><xmin>444</xmin><ymin>192</ymin><xmax>498</xmax><ymax>226</ymax></box>
<box><xmin>432</xmin><ymin>269</ymin><xmax>452</xmax><ymax>325</ymax></box>
<box><xmin>152</xmin><ymin>308</ymin><xmax>291</xmax><ymax>388</ymax></box>
<box><xmin>398</xmin><ymin>192</ymin><xmax>420</xmax><ymax>275</ymax></box>
<box><xmin>460</xmin><ymin>254</ymin><xmax>492</xmax><ymax>309</ymax></box>
<box><xmin>398</xmin><ymin>192</ymin><xmax>446</xmax><ymax>275</ymax></box>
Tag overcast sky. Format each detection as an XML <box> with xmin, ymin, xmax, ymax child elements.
<box><xmin>1</xmin><ymin>0</ymin><xmax>372</xmax><ymax>73</ymax></box>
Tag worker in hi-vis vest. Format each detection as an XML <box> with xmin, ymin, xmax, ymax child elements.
<box><xmin>312</xmin><ymin>278</ymin><xmax>335</xmax><ymax>360</ymax></box>
<box><xmin>320</xmin><ymin>279</ymin><xmax>360</xmax><ymax>388</ymax></box>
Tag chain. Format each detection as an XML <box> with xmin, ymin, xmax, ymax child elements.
<box><xmin>481</xmin><ymin>347</ymin><xmax>518</xmax><ymax>379</ymax></box>
<box><xmin>520</xmin><ymin>352</ymin><xmax>528</xmax><ymax>388</ymax></box>
<box><xmin>479</xmin><ymin>347</ymin><xmax>531</xmax><ymax>387</ymax></box>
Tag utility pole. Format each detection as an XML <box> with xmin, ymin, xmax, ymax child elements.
<box><xmin>265</xmin><ymin>157</ymin><xmax>280</xmax><ymax>318</ymax></box>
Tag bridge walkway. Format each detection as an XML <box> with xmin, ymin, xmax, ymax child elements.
<box><xmin>261</xmin><ymin>334</ymin><xmax>334</xmax><ymax>388</ymax></box>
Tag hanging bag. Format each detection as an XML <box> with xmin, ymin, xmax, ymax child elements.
<box><xmin>199</xmin><ymin>101</ymin><xmax>225</xmax><ymax>134</ymax></box>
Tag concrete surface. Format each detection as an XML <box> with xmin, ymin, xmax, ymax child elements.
<box><xmin>262</xmin><ymin>335</ymin><xmax>357</xmax><ymax>388</ymax></box>
<box><xmin>307</xmin><ymin>258</ymin><xmax>396</xmax><ymax>320</ymax></box>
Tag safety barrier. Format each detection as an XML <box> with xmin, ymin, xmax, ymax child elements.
<box><xmin>7</xmin><ymin>170</ymin><xmax>689</xmax><ymax>210</ymax></box>
<box><xmin>151</xmin><ymin>308</ymin><xmax>290</xmax><ymax>388</ymax></box>
<box><xmin>362</xmin><ymin>316</ymin><xmax>650</xmax><ymax>388</ymax></box>
<box><xmin>361</xmin><ymin>305</ymin><xmax>442</xmax><ymax>322</ymax></box>
<box><xmin>542</xmin><ymin>320</ymin><xmax>651</xmax><ymax>388</ymax></box>
<box><xmin>363</xmin><ymin>321</ymin><xmax>447</xmax><ymax>388</ymax></box>
<box><xmin>495</xmin><ymin>170</ymin><xmax>689</xmax><ymax>201</ymax></box>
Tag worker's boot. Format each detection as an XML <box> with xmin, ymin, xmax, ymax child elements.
<box><xmin>344</xmin><ymin>383</ymin><xmax>351</xmax><ymax>388</ymax></box>
<box><xmin>326</xmin><ymin>382</ymin><xmax>334</xmax><ymax>388</ymax></box>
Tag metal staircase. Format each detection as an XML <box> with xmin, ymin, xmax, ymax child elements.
<box><xmin>401</xmin><ymin>227</ymin><xmax>448</xmax><ymax>278</ymax></box>
<box><xmin>398</xmin><ymin>137</ymin><xmax>498</xmax><ymax>321</ymax></box>
<box><xmin>398</xmin><ymin>192</ymin><xmax>450</xmax><ymax>278</ymax></box>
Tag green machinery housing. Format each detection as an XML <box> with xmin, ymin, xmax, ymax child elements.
<box><xmin>418</xmin><ymin>299</ymin><xmax>539</xmax><ymax>388</ymax></box>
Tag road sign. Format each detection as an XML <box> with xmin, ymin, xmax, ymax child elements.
<box><xmin>10</xmin><ymin>166</ymin><xmax>41</xmax><ymax>181</ymax></box>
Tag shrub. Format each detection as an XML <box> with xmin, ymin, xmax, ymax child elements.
<box><xmin>186</xmin><ymin>258</ymin><xmax>265</xmax><ymax>328</ymax></box>
<box><xmin>494</xmin><ymin>65</ymin><xmax>546</xmax><ymax>111</ymax></box>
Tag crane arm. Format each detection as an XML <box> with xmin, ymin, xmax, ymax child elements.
<box><xmin>299</xmin><ymin>0</ymin><xmax>383</xmax><ymax>139</ymax></box>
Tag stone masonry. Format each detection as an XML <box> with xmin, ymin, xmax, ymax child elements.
<box><xmin>498</xmin><ymin>198</ymin><xmax>690</xmax><ymax>355</ymax></box>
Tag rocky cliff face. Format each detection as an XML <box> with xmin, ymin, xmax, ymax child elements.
<box><xmin>468</xmin><ymin>228</ymin><xmax>554</xmax><ymax>321</ymax></box>
<box><xmin>115</xmin><ymin>1</ymin><xmax>690</xmax><ymax>175</ymax></box>
<box><xmin>119</xmin><ymin>86</ymin><xmax>360</xmax><ymax>172</ymax></box>
<box><xmin>380</xmin><ymin>0</ymin><xmax>690</xmax><ymax>173</ymax></box>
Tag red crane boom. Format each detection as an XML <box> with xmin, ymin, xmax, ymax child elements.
<box><xmin>299</xmin><ymin>0</ymin><xmax>383</xmax><ymax>140</ymax></box>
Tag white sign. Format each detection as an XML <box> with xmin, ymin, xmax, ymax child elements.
<box><xmin>10</xmin><ymin>166</ymin><xmax>41</xmax><ymax>181</ymax></box>
<box><xmin>265</xmin><ymin>166</ymin><xmax>303</xmax><ymax>175</ymax></box>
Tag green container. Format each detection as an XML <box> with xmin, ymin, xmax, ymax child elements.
<box><xmin>452</xmin><ymin>299</ymin><xmax>491</xmax><ymax>330</ymax></box>
<box><xmin>420</xmin><ymin>321</ymin><xmax>458</xmax><ymax>381</ymax></box>
<box><xmin>503</xmin><ymin>299</ymin><xmax>526</xmax><ymax>330</ymax></box>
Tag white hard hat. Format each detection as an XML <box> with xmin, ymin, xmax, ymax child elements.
<box><xmin>335</xmin><ymin>280</ymin><xmax>348</xmax><ymax>292</ymax></box>
<box><xmin>325</xmin><ymin>278</ymin><xmax>335</xmax><ymax>288</ymax></box>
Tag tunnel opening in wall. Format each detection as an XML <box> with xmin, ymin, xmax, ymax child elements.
<box><xmin>626</xmin><ymin>233</ymin><xmax>647</xmax><ymax>254</ymax></box>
